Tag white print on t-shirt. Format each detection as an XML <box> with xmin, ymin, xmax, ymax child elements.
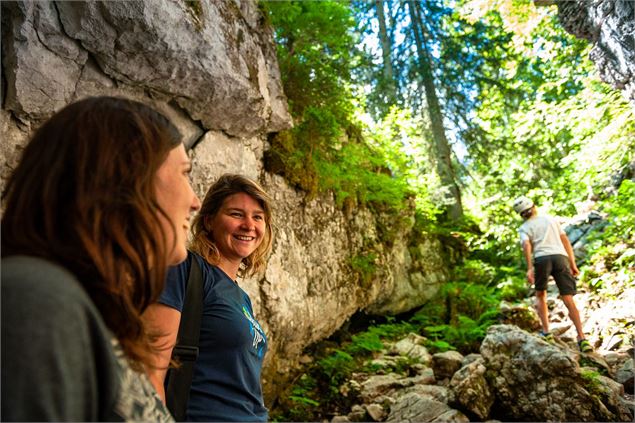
<box><xmin>242</xmin><ymin>306</ymin><xmax>266</xmax><ymax>357</ymax></box>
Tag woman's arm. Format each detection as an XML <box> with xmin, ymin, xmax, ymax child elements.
<box><xmin>143</xmin><ymin>304</ymin><xmax>181</xmax><ymax>403</ymax></box>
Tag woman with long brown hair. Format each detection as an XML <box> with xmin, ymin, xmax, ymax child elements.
<box><xmin>144</xmin><ymin>174</ymin><xmax>274</xmax><ymax>422</ymax></box>
<box><xmin>1</xmin><ymin>96</ymin><xmax>201</xmax><ymax>421</ymax></box>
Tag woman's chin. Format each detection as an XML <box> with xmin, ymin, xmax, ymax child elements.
<box><xmin>167</xmin><ymin>248</ymin><xmax>188</xmax><ymax>266</ymax></box>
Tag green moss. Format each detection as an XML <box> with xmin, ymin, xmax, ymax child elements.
<box><xmin>580</xmin><ymin>368</ymin><xmax>605</xmax><ymax>396</ymax></box>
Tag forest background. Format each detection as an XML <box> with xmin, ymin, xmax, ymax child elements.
<box><xmin>261</xmin><ymin>0</ymin><xmax>634</xmax><ymax>419</ymax></box>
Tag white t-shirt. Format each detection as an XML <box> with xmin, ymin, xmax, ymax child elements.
<box><xmin>518</xmin><ymin>214</ymin><xmax>567</xmax><ymax>258</ymax></box>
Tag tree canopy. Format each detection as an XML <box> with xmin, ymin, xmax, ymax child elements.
<box><xmin>262</xmin><ymin>0</ymin><xmax>634</xmax><ymax>254</ymax></box>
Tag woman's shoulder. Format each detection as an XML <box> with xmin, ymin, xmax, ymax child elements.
<box><xmin>2</xmin><ymin>255</ymin><xmax>97</xmax><ymax>313</ymax></box>
<box><xmin>110</xmin><ymin>339</ymin><xmax>174</xmax><ymax>422</ymax></box>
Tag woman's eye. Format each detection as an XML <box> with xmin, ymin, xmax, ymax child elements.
<box><xmin>254</xmin><ymin>215</ymin><xmax>264</xmax><ymax>221</ymax></box>
<box><xmin>184</xmin><ymin>168</ymin><xmax>193</xmax><ymax>180</ymax></box>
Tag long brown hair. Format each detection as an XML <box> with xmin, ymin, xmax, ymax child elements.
<box><xmin>1</xmin><ymin>96</ymin><xmax>181</xmax><ymax>371</ymax></box>
<box><xmin>190</xmin><ymin>174</ymin><xmax>274</xmax><ymax>277</ymax></box>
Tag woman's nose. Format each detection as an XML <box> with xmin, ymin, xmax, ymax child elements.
<box><xmin>241</xmin><ymin>217</ymin><xmax>256</xmax><ymax>230</ymax></box>
<box><xmin>191</xmin><ymin>194</ymin><xmax>201</xmax><ymax>212</ymax></box>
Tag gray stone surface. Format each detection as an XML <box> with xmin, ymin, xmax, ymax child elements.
<box><xmin>557</xmin><ymin>0</ymin><xmax>635</xmax><ymax>104</ymax></box>
<box><xmin>449</xmin><ymin>358</ymin><xmax>494</xmax><ymax>420</ymax></box>
<box><xmin>386</xmin><ymin>393</ymin><xmax>468</xmax><ymax>423</ymax></box>
<box><xmin>432</xmin><ymin>350</ymin><xmax>464</xmax><ymax>380</ymax></box>
<box><xmin>391</xmin><ymin>333</ymin><xmax>432</xmax><ymax>365</ymax></box>
<box><xmin>480</xmin><ymin>324</ymin><xmax>633</xmax><ymax>421</ymax></box>
<box><xmin>616</xmin><ymin>358</ymin><xmax>634</xmax><ymax>393</ymax></box>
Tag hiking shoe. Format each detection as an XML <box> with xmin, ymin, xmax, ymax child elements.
<box><xmin>578</xmin><ymin>339</ymin><xmax>593</xmax><ymax>353</ymax></box>
<box><xmin>539</xmin><ymin>331</ymin><xmax>555</xmax><ymax>342</ymax></box>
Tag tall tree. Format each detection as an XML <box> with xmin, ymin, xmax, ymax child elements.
<box><xmin>375</xmin><ymin>0</ymin><xmax>397</xmax><ymax>105</ymax></box>
<box><xmin>408</xmin><ymin>0</ymin><xmax>463</xmax><ymax>220</ymax></box>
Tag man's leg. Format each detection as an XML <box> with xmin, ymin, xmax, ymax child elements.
<box><xmin>561</xmin><ymin>294</ymin><xmax>586</xmax><ymax>341</ymax></box>
<box><xmin>533</xmin><ymin>257</ymin><xmax>551</xmax><ymax>334</ymax></box>
<box><xmin>552</xmin><ymin>255</ymin><xmax>586</xmax><ymax>341</ymax></box>
<box><xmin>535</xmin><ymin>290</ymin><xmax>550</xmax><ymax>333</ymax></box>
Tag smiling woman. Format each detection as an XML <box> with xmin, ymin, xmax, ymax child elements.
<box><xmin>144</xmin><ymin>174</ymin><xmax>275</xmax><ymax>422</ymax></box>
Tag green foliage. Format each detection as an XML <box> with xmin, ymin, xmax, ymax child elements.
<box><xmin>264</xmin><ymin>2</ymin><xmax>430</xmax><ymax>220</ymax></box>
<box><xmin>420</xmin><ymin>311</ymin><xmax>497</xmax><ymax>354</ymax></box>
<box><xmin>581</xmin><ymin>180</ymin><xmax>635</xmax><ymax>293</ymax></box>
<box><xmin>454</xmin><ymin>259</ymin><xmax>497</xmax><ymax>285</ymax></box>
<box><xmin>496</xmin><ymin>274</ymin><xmax>529</xmax><ymax>302</ymax></box>
<box><xmin>317</xmin><ymin>350</ymin><xmax>355</xmax><ymax>389</ymax></box>
<box><xmin>599</xmin><ymin>180</ymin><xmax>635</xmax><ymax>246</ymax></box>
<box><xmin>425</xmin><ymin>339</ymin><xmax>455</xmax><ymax>353</ymax></box>
<box><xmin>275</xmin><ymin>373</ymin><xmax>320</xmax><ymax>422</ymax></box>
<box><xmin>350</xmin><ymin>252</ymin><xmax>378</xmax><ymax>287</ymax></box>
<box><xmin>347</xmin><ymin>330</ymin><xmax>383</xmax><ymax>355</ymax></box>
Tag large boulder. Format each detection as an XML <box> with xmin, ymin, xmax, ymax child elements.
<box><xmin>481</xmin><ymin>325</ymin><xmax>633</xmax><ymax>421</ymax></box>
<box><xmin>249</xmin><ymin>175</ymin><xmax>448</xmax><ymax>400</ymax></box>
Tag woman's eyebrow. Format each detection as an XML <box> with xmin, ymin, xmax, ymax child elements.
<box><xmin>226</xmin><ymin>207</ymin><xmax>264</xmax><ymax>213</ymax></box>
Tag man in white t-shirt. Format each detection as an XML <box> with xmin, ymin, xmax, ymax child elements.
<box><xmin>513</xmin><ymin>196</ymin><xmax>592</xmax><ymax>353</ymax></box>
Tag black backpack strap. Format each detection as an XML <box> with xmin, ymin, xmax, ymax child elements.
<box><xmin>165</xmin><ymin>252</ymin><xmax>203</xmax><ymax>421</ymax></box>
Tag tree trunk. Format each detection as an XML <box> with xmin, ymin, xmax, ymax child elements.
<box><xmin>375</xmin><ymin>0</ymin><xmax>397</xmax><ymax>104</ymax></box>
<box><xmin>408</xmin><ymin>1</ymin><xmax>463</xmax><ymax>220</ymax></box>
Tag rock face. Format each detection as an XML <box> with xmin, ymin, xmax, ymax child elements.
<box><xmin>1</xmin><ymin>0</ymin><xmax>449</xmax><ymax>401</ymax></box>
<box><xmin>249</xmin><ymin>175</ymin><xmax>448</xmax><ymax>399</ymax></box>
<box><xmin>2</xmin><ymin>0</ymin><xmax>290</xmax><ymax>136</ymax></box>
<box><xmin>556</xmin><ymin>0</ymin><xmax>635</xmax><ymax>104</ymax></box>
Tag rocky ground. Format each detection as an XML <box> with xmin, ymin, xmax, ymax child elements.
<box><xmin>325</xmin><ymin>277</ymin><xmax>634</xmax><ymax>422</ymax></box>
<box><xmin>275</xmin><ymin>209</ymin><xmax>635</xmax><ymax>422</ymax></box>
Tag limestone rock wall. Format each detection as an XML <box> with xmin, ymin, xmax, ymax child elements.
<box><xmin>556</xmin><ymin>0</ymin><xmax>635</xmax><ymax>104</ymax></box>
<box><xmin>1</xmin><ymin>0</ymin><xmax>449</xmax><ymax>402</ymax></box>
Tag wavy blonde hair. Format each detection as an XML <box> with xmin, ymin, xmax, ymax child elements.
<box><xmin>190</xmin><ymin>174</ymin><xmax>274</xmax><ymax>277</ymax></box>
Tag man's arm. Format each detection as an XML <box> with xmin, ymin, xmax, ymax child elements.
<box><xmin>522</xmin><ymin>239</ymin><xmax>535</xmax><ymax>284</ymax></box>
<box><xmin>560</xmin><ymin>233</ymin><xmax>580</xmax><ymax>276</ymax></box>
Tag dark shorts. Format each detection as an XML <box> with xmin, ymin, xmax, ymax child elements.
<box><xmin>534</xmin><ymin>254</ymin><xmax>577</xmax><ymax>295</ymax></box>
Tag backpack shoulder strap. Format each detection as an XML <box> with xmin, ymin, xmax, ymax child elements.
<box><xmin>165</xmin><ymin>252</ymin><xmax>203</xmax><ymax>421</ymax></box>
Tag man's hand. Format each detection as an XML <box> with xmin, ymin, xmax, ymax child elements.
<box><xmin>570</xmin><ymin>262</ymin><xmax>580</xmax><ymax>277</ymax></box>
<box><xmin>526</xmin><ymin>268</ymin><xmax>535</xmax><ymax>285</ymax></box>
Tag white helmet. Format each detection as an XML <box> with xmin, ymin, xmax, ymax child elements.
<box><xmin>513</xmin><ymin>196</ymin><xmax>534</xmax><ymax>214</ymax></box>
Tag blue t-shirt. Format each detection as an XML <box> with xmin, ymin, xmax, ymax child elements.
<box><xmin>159</xmin><ymin>252</ymin><xmax>268</xmax><ymax>422</ymax></box>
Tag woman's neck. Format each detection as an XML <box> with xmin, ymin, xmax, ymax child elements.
<box><xmin>216</xmin><ymin>258</ymin><xmax>240</xmax><ymax>281</ymax></box>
